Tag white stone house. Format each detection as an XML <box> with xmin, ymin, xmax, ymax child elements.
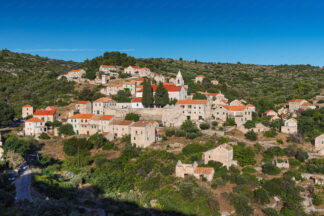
<box><xmin>33</xmin><ymin>110</ymin><xmax>57</xmax><ymax>122</ymax></box>
<box><xmin>175</xmin><ymin>100</ymin><xmax>210</xmax><ymax>121</ymax></box>
<box><xmin>314</xmin><ymin>134</ymin><xmax>324</xmax><ymax>151</ymax></box>
<box><xmin>202</xmin><ymin>144</ymin><xmax>236</xmax><ymax>168</ymax></box>
<box><xmin>131</xmin><ymin>98</ymin><xmax>144</xmax><ymax>108</ymax></box>
<box><xmin>93</xmin><ymin>97</ymin><xmax>117</xmax><ymax>115</ymax></box>
<box><xmin>22</xmin><ymin>104</ymin><xmax>33</xmax><ymax>119</ymax></box>
<box><xmin>108</xmin><ymin>120</ymin><xmax>134</xmax><ymax>138</ymax></box>
<box><xmin>288</xmin><ymin>99</ymin><xmax>308</xmax><ymax>112</ymax></box>
<box><xmin>66</xmin><ymin>69</ymin><xmax>86</xmax><ymax>80</ymax></box>
<box><xmin>124</xmin><ymin>66</ymin><xmax>151</xmax><ymax>77</ymax></box>
<box><xmin>99</xmin><ymin>65</ymin><xmax>117</xmax><ymax>75</ymax></box>
<box><xmin>195</xmin><ymin>75</ymin><xmax>206</xmax><ymax>83</ymax></box>
<box><xmin>131</xmin><ymin>121</ymin><xmax>158</xmax><ymax>148</ymax></box>
<box><xmin>213</xmin><ymin>104</ymin><xmax>254</xmax><ymax>126</ymax></box>
<box><xmin>281</xmin><ymin>118</ymin><xmax>298</xmax><ymax>134</ymax></box>
<box><xmin>274</xmin><ymin>159</ymin><xmax>289</xmax><ymax>169</ymax></box>
<box><xmin>175</xmin><ymin>161</ymin><xmax>214</xmax><ymax>182</ymax></box>
<box><xmin>75</xmin><ymin>101</ymin><xmax>92</xmax><ymax>114</ymax></box>
<box><xmin>24</xmin><ymin>117</ymin><xmax>48</xmax><ymax>136</ymax></box>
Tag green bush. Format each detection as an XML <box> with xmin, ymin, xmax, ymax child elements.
<box><xmin>102</xmin><ymin>141</ymin><xmax>115</xmax><ymax>150</ymax></box>
<box><xmin>199</xmin><ymin>123</ymin><xmax>210</xmax><ymax>130</ymax></box>
<box><xmin>254</xmin><ymin>188</ymin><xmax>270</xmax><ymax>205</ymax></box>
<box><xmin>262</xmin><ymin>163</ymin><xmax>281</xmax><ymax>175</ymax></box>
<box><xmin>276</xmin><ymin>139</ymin><xmax>283</xmax><ymax>144</ymax></box>
<box><xmin>212</xmin><ymin>121</ymin><xmax>218</xmax><ymax>126</ymax></box>
<box><xmin>225</xmin><ymin>118</ymin><xmax>236</xmax><ymax>126</ymax></box>
<box><xmin>58</xmin><ymin>124</ymin><xmax>75</xmax><ymax>136</ymax></box>
<box><xmin>218</xmin><ymin>136</ymin><xmax>229</xmax><ymax>144</ymax></box>
<box><xmin>244</xmin><ymin>120</ymin><xmax>255</xmax><ymax>129</ymax></box>
<box><xmin>295</xmin><ymin>149</ymin><xmax>308</xmax><ymax>162</ymax></box>
<box><xmin>242</xmin><ymin>166</ymin><xmax>256</xmax><ymax>174</ymax></box>
<box><xmin>165</xmin><ymin>129</ymin><xmax>175</xmax><ymax>137</ymax></box>
<box><xmin>175</xmin><ymin>130</ymin><xmax>186</xmax><ymax>137</ymax></box>
<box><xmin>264</xmin><ymin>129</ymin><xmax>277</xmax><ymax>138</ymax></box>
<box><xmin>245</xmin><ymin>130</ymin><xmax>258</xmax><ymax>141</ymax></box>
<box><xmin>233</xmin><ymin>143</ymin><xmax>256</xmax><ymax>166</ymax></box>
<box><xmin>313</xmin><ymin>194</ymin><xmax>323</xmax><ymax>206</ymax></box>
<box><xmin>39</xmin><ymin>132</ymin><xmax>50</xmax><ymax>140</ymax></box>
<box><xmin>125</xmin><ymin>113</ymin><xmax>139</xmax><ymax>122</ymax></box>
<box><xmin>262</xmin><ymin>208</ymin><xmax>279</xmax><ymax>216</ymax></box>
<box><xmin>63</xmin><ymin>137</ymin><xmax>91</xmax><ymax>156</ymax></box>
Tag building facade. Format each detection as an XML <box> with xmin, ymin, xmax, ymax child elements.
<box><xmin>131</xmin><ymin>121</ymin><xmax>158</xmax><ymax>148</ymax></box>
<box><xmin>22</xmin><ymin>104</ymin><xmax>33</xmax><ymax>119</ymax></box>
<box><xmin>24</xmin><ymin>117</ymin><xmax>48</xmax><ymax>136</ymax></box>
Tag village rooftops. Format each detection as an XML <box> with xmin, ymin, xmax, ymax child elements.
<box><xmin>194</xmin><ymin>167</ymin><xmax>214</xmax><ymax>174</ymax></box>
<box><xmin>137</xmin><ymin>83</ymin><xmax>181</xmax><ymax>92</ymax></box>
<box><xmin>33</xmin><ymin>110</ymin><xmax>56</xmax><ymax>115</ymax></box>
<box><xmin>26</xmin><ymin>117</ymin><xmax>43</xmax><ymax>122</ymax></box>
<box><xmin>94</xmin><ymin>97</ymin><xmax>116</xmax><ymax>103</ymax></box>
<box><xmin>69</xmin><ymin>114</ymin><xmax>94</xmax><ymax>119</ymax></box>
<box><xmin>110</xmin><ymin>120</ymin><xmax>133</xmax><ymax>126</ymax></box>
<box><xmin>100</xmin><ymin>115</ymin><xmax>114</xmax><ymax>121</ymax></box>
<box><xmin>69</xmin><ymin>69</ymin><xmax>83</xmax><ymax>72</ymax></box>
<box><xmin>23</xmin><ymin>104</ymin><xmax>33</xmax><ymax>108</ymax></box>
<box><xmin>289</xmin><ymin>99</ymin><xmax>305</xmax><ymax>102</ymax></box>
<box><xmin>131</xmin><ymin>120</ymin><xmax>157</xmax><ymax>127</ymax></box>
<box><xmin>196</xmin><ymin>75</ymin><xmax>206</xmax><ymax>78</ymax></box>
<box><xmin>289</xmin><ymin>118</ymin><xmax>297</xmax><ymax>122</ymax></box>
<box><xmin>76</xmin><ymin>101</ymin><xmax>89</xmax><ymax>104</ymax></box>
<box><xmin>176</xmin><ymin>100</ymin><xmax>208</xmax><ymax>105</ymax></box>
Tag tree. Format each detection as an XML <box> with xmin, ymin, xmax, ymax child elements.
<box><xmin>244</xmin><ymin>120</ymin><xmax>255</xmax><ymax>129</ymax></box>
<box><xmin>154</xmin><ymin>83</ymin><xmax>169</xmax><ymax>107</ymax></box>
<box><xmin>142</xmin><ymin>80</ymin><xmax>153</xmax><ymax>107</ymax></box>
<box><xmin>193</xmin><ymin>92</ymin><xmax>207</xmax><ymax>100</ymax></box>
<box><xmin>6</xmin><ymin>150</ymin><xmax>25</xmax><ymax>168</ymax></box>
<box><xmin>39</xmin><ymin>132</ymin><xmax>50</xmax><ymax>140</ymax></box>
<box><xmin>262</xmin><ymin>163</ymin><xmax>281</xmax><ymax>175</ymax></box>
<box><xmin>58</xmin><ymin>124</ymin><xmax>75</xmax><ymax>136</ymax></box>
<box><xmin>125</xmin><ymin>113</ymin><xmax>139</xmax><ymax>122</ymax></box>
<box><xmin>230</xmin><ymin>193</ymin><xmax>253</xmax><ymax>216</ymax></box>
<box><xmin>225</xmin><ymin>118</ymin><xmax>236</xmax><ymax>126</ymax></box>
<box><xmin>245</xmin><ymin>131</ymin><xmax>258</xmax><ymax>141</ymax></box>
<box><xmin>63</xmin><ymin>137</ymin><xmax>91</xmax><ymax>156</ymax></box>
<box><xmin>0</xmin><ymin>101</ymin><xmax>14</xmax><ymax>126</ymax></box>
<box><xmin>199</xmin><ymin>123</ymin><xmax>210</xmax><ymax>130</ymax></box>
<box><xmin>88</xmin><ymin>133</ymin><xmax>106</xmax><ymax>149</ymax></box>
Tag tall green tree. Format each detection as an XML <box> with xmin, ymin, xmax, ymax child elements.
<box><xmin>0</xmin><ymin>101</ymin><xmax>14</xmax><ymax>126</ymax></box>
<box><xmin>142</xmin><ymin>80</ymin><xmax>153</xmax><ymax>107</ymax></box>
<box><xmin>154</xmin><ymin>83</ymin><xmax>169</xmax><ymax>107</ymax></box>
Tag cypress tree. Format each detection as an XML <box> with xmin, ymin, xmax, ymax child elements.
<box><xmin>155</xmin><ymin>82</ymin><xmax>169</xmax><ymax>107</ymax></box>
<box><xmin>142</xmin><ymin>80</ymin><xmax>153</xmax><ymax>107</ymax></box>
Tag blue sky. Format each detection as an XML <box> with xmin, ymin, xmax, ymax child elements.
<box><xmin>1</xmin><ymin>0</ymin><xmax>324</xmax><ymax>65</ymax></box>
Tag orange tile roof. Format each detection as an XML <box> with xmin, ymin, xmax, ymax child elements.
<box><xmin>69</xmin><ymin>114</ymin><xmax>94</xmax><ymax>119</ymax></box>
<box><xmin>194</xmin><ymin>167</ymin><xmax>214</xmax><ymax>174</ymax></box>
<box><xmin>176</xmin><ymin>100</ymin><xmax>207</xmax><ymax>105</ymax></box>
<box><xmin>34</xmin><ymin>110</ymin><xmax>56</xmax><ymax>116</ymax></box>
<box><xmin>101</xmin><ymin>65</ymin><xmax>116</xmax><ymax>68</ymax></box>
<box><xmin>100</xmin><ymin>115</ymin><xmax>114</xmax><ymax>121</ymax></box>
<box><xmin>280</xmin><ymin>113</ymin><xmax>286</xmax><ymax>118</ymax></box>
<box><xmin>70</xmin><ymin>69</ymin><xmax>83</xmax><ymax>72</ymax></box>
<box><xmin>196</xmin><ymin>75</ymin><xmax>206</xmax><ymax>78</ymax></box>
<box><xmin>47</xmin><ymin>106</ymin><xmax>56</xmax><ymax>109</ymax></box>
<box><xmin>136</xmin><ymin>78</ymin><xmax>145</xmax><ymax>81</ymax></box>
<box><xmin>137</xmin><ymin>83</ymin><xmax>181</xmax><ymax>92</ymax></box>
<box><xmin>246</xmin><ymin>104</ymin><xmax>255</xmax><ymax>107</ymax></box>
<box><xmin>132</xmin><ymin>120</ymin><xmax>157</xmax><ymax>127</ymax></box>
<box><xmin>226</xmin><ymin>106</ymin><xmax>247</xmax><ymax>111</ymax></box>
<box><xmin>131</xmin><ymin>98</ymin><xmax>142</xmax><ymax>103</ymax></box>
<box><xmin>94</xmin><ymin>97</ymin><xmax>116</xmax><ymax>103</ymax></box>
<box><xmin>76</xmin><ymin>101</ymin><xmax>89</xmax><ymax>104</ymax></box>
<box><xmin>264</xmin><ymin>110</ymin><xmax>274</xmax><ymax>114</ymax></box>
<box><xmin>23</xmin><ymin>104</ymin><xmax>33</xmax><ymax>108</ymax></box>
<box><xmin>110</xmin><ymin>120</ymin><xmax>133</xmax><ymax>126</ymax></box>
<box><xmin>26</xmin><ymin>117</ymin><xmax>43</xmax><ymax>122</ymax></box>
<box><xmin>289</xmin><ymin>99</ymin><xmax>305</xmax><ymax>103</ymax></box>
<box><xmin>301</xmin><ymin>102</ymin><xmax>313</xmax><ymax>106</ymax></box>
<box><xmin>289</xmin><ymin>118</ymin><xmax>297</xmax><ymax>122</ymax></box>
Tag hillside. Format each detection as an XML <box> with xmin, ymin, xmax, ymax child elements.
<box><xmin>0</xmin><ymin>49</ymin><xmax>81</xmax><ymax>115</ymax></box>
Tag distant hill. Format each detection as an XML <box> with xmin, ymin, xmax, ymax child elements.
<box><xmin>0</xmin><ymin>49</ymin><xmax>81</xmax><ymax>115</ymax></box>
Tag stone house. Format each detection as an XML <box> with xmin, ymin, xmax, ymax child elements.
<box><xmin>162</xmin><ymin>105</ymin><xmax>187</xmax><ymax>127</ymax></box>
<box><xmin>99</xmin><ymin>65</ymin><xmax>117</xmax><ymax>75</ymax></box>
<box><xmin>274</xmin><ymin>159</ymin><xmax>289</xmax><ymax>169</ymax></box>
<box><xmin>264</xmin><ymin>110</ymin><xmax>277</xmax><ymax>117</ymax></box>
<box><xmin>153</xmin><ymin>74</ymin><xmax>166</xmax><ymax>83</ymax></box>
<box><xmin>314</xmin><ymin>134</ymin><xmax>324</xmax><ymax>151</ymax></box>
<box><xmin>211</xmin><ymin>80</ymin><xmax>219</xmax><ymax>85</ymax></box>
<box><xmin>24</xmin><ymin>117</ymin><xmax>48</xmax><ymax>136</ymax></box>
<box><xmin>175</xmin><ymin>100</ymin><xmax>209</xmax><ymax>121</ymax></box>
<box><xmin>68</xmin><ymin>114</ymin><xmax>114</xmax><ymax>135</ymax></box>
<box><xmin>300</xmin><ymin>102</ymin><xmax>316</xmax><ymax>110</ymax></box>
<box><xmin>252</xmin><ymin>123</ymin><xmax>270</xmax><ymax>133</ymax></box>
<box><xmin>202</xmin><ymin>144</ymin><xmax>235</xmax><ymax>168</ymax></box>
<box><xmin>75</xmin><ymin>101</ymin><xmax>92</xmax><ymax>114</ymax></box>
<box><xmin>213</xmin><ymin>104</ymin><xmax>254</xmax><ymax>126</ymax></box>
<box><xmin>281</xmin><ymin>118</ymin><xmax>298</xmax><ymax>134</ymax></box>
<box><xmin>195</xmin><ymin>75</ymin><xmax>206</xmax><ymax>83</ymax></box>
<box><xmin>229</xmin><ymin>99</ymin><xmax>245</xmax><ymax>106</ymax></box>
<box><xmin>175</xmin><ymin>161</ymin><xmax>214</xmax><ymax>182</ymax></box>
<box><xmin>136</xmin><ymin>83</ymin><xmax>187</xmax><ymax>101</ymax></box>
<box><xmin>22</xmin><ymin>104</ymin><xmax>33</xmax><ymax>119</ymax></box>
<box><xmin>108</xmin><ymin>120</ymin><xmax>134</xmax><ymax>138</ymax></box>
<box><xmin>197</xmin><ymin>91</ymin><xmax>228</xmax><ymax>106</ymax></box>
<box><xmin>33</xmin><ymin>110</ymin><xmax>57</xmax><ymax>122</ymax></box>
<box><xmin>131</xmin><ymin>121</ymin><xmax>158</xmax><ymax>148</ymax></box>
<box><xmin>102</xmin><ymin>132</ymin><xmax>114</xmax><ymax>141</ymax></box>
<box><xmin>131</xmin><ymin>98</ymin><xmax>144</xmax><ymax>108</ymax></box>
<box><xmin>93</xmin><ymin>97</ymin><xmax>117</xmax><ymax>115</ymax></box>
<box><xmin>288</xmin><ymin>99</ymin><xmax>308</xmax><ymax>112</ymax></box>
<box><xmin>124</xmin><ymin>66</ymin><xmax>151</xmax><ymax>77</ymax></box>
<box><xmin>106</xmin><ymin>84</ymin><xmax>124</xmax><ymax>95</ymax></box>
<box><xmin>66</xmin><ymin>69</ymin><xmax>86</xmax><ymax>80</ymax></box>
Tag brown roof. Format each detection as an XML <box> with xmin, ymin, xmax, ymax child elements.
<box><xmin>132</xmin><ymin>120</ymin><xmax>157</xmax><ymax>127</ymax></box>
<box><xmin>26</xmin><ymin>117</ymin><xmax>43</xmax><ymax>122</ymax></box>
<box><xmin>110</xmin><ymin>120</ymin><xmax>133</xmax><ymax>126</ymax></box>
<box><xmin>301</xmin><ymin>102</ymin><xmax>313</xmax><ymax>106</ymax></box>
<box><xmin>101</xmin><ymin>65</ymin><xmax>116</xmax><ymax>68</ymax></box>
<box><xmin>34</xmin><ymin>110</ymin><xmax>56</xmax><ymax>116</ymax></box>
<box><xmin>289</xmin><ymin>99</ymin><xmax>305</xmax><ymax>103</ymax></box>
<box><xmin>194</xmin><ymin>167</ymin><xmax>214</xmax><ymax>174</ymax></box>
<box><xmin>69</xmin><ymin>114</ymin><xmax>94</xmax><ymax>119</ymax></box>
<box><xmin>94</xmin><ymin>97</ymin><xmax>116</xmax><ymax>103</ymax></box>
<box><xmin>70</xmin><ymin>69</ymin><xmax>83</xmax><ymax>72</ymax></box>
<box><xmin>137</xmin><ymin>83</ymin><xmax>181</xmax><ymax>92</ymax></box>
<box><xmin>176</xmin><ymin>100</ymin><xmax>207</xmax><ymax>105</ymax></box>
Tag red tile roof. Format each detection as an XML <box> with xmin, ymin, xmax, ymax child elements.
<box><xmin>194</xmin><ymin>167</ymin><xmax>214</xmax><ymax>174</ymax></box>
<box><xmin>222</xmin><ymin>105</ymin><xmax>247</xmax><ymax>111</ymax></box>
<box><xmin>131</xmin><ymin>98</ymin><xmax>142</xmax><ymax>103</ymax></box>
<box><xmin>176</xmin><ymin>100</ymin><xmax>207</xmax><ymax>105</ymax></box>
<box><xmin>34</xmin><ymin>110</ymin><xmax>56</xmax><ymax>116</ymax></box>
<box><xmin>264</xmin><ymin>110</ymin><xmax>274</xmax><ymax>114</ymax></box>
<box><xmin>101</xmin><ymin>65</ymin><xmax>116</xmax><ymax>68</ymax></box>
<box><xmin>289</xmin><ymin>118</ymin><xmax>297</xmax><ymax>122</ymax></box>
<box><xmin>100</xmin><ymin>115</ymin><xmax>114</xmax><ymax>121</ymax></box>
<box><xmin>23</xmin><ymin>104</ymin><xmax>33</xmax><ymax>108</ymax></box>
<box><xmin>26</xmin><ymin>117</ymin><xmax>43</xmax><ymax>122</ymax></box>
<box><xmin>132</xmin><ymin>120</ymin><xmax>157</xmax><ymax>127</ymax></box>
<box><xmin>196</xmin><ymin>75</ymin><xmax>206</xmax><ymax>78</ymax></box>
<box><xmin>246</xmin><ymin>104</ymin><xmax>255</xmax><ymax>107</ymax></box>
<box><xmin>76</xmin><ymin>101</ymin><xmax>89</xmax><ymax>104</ymax></box>
<box><xmin>301</xmin><ymin>102</ymin><xmax>313</xmax><ymax>106</ymax></box>
<box><xmin>70</xmin><ymin>69</ymin><xmax>83</xmax><ymax>72</ymax></box>
<box><xmin>137</xmin><ymin>83</ymin><xmax>181</xmax><ymax>92</ymax></box>
<box><xmin>69</xmin><ymin>114</ymin><xmax>94</xmax><ymax>119</ymax></box>
<box><xmin>289</xmin><ymin>99</ymin><xmax>305</xmax><ymax>103</ymax></box>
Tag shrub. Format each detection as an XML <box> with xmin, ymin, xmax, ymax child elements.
<box><xmin>313</xmin><ymin>194</ymin><xmax>323</xmax><ymax>206</ymax></box>
<box><xmin>230</xmin><ymin>193</ymin><xmax>253</xmax><ymax>216</ymax></box>
<box><xmin>211</xmin><ymin>182</ymin><xmax>218</xmax><ymax>189</ymax></box>
<box><xmin>244</xmin><ymin>120</ymin><xmax>255</xmax><ymax>129</ymax></box>
<box><xmin>242</xmin><ymin>166</ymin><xmax>256</xmax><ymax>174</ymax></box>
<box><xmin>264</xmin><ymin>129</ymin><xmax>277</xmax><ymax>138</ymax></box>
<box><xmin>295</xmin><ymin>149</ymin><xmax>308</xmax><ymax>162</ymax></box>
<box><xmin>218</xmin><ymin>136</ymin><xmax>229</xmax><ymax>144</ymax></box>
<box><xmin>262</xmin><ymin>208</ymin><xmax>279</xmax><ymax>216</ymax></box>
<box><xmin>254</xmin><ymin>188</ymin><xmax>270</xmax><ymax>205</ymax></box>
<box><xmin>276</xmin><ymin>139</ymin><xmax>283</xmax><ymax>144</ymax></box>
<box><xmin>175</xmin><ymin>130</ymin><xmax>186</xmax><ymax>137</ymax></box>
<box><xmin>212</xmin><ymin>121</ymin><xmax>218</xmax><ymax>126</ymax></box>
<box><xmin>102</xmin><ymin>141</ymin><xmax>115</xmax><ymax>150</ymax></box>
<box><xmin>39</xmin><ymin>132</ymin><xmax>50</xmax><ymax>140</ymax></box>
<box><xmin>225</xmin><ymin>118</ymin><xmax>236</xmax><ymax>126</ymax></box>
<box><xmin>58</xmin><ymin>124</ymin><xmax>75</xmax><ymax>136</ymax></box>
<box><xmin>262</xmin><ymin>163</ymin><xmax>281</xmax><ymax>175</ymax></box>
<box><xmin>245</xmin><ymin>131</ymin><xmax>258</xmax><ymax>141</ymax></box>
<box><xmin>63</xmin><ymin>137</ymin><xmax>91</xmax><ymax>156</ymax></box>
<box><xmin>165</xmin><ymin>129</ymin><xmax>175</xmax><ymax>137</ymax></box>
<box><xmin>125</xmin><ymin>113</ymin><xmax>139</xmax><ymax>122</ymax></box>
<box><xmin>199</xmin><ymin>123</ymin><xmax>210</xmax><ymax>130</ymax></box>
<box><xmin>88</xmin><ymin>133</ymin><xmax>106</xmax><ymax>149</ymax></box>
<box><xmin>233</xmin><ymin>143</ymin><xmax>256</xmax><ymax>167</ymax></box>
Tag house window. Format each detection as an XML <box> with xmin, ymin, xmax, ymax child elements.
<box><xmin>199</xmin><ymin>116</ymin><xmax>202</xmax><ymax>120</ymax></box>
